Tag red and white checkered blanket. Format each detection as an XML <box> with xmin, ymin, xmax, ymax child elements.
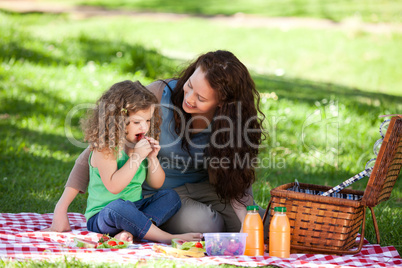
<box><xmin>1</xmin><ymin>213</ymin><xmax>401</xmax><ymax>267</ymax></box>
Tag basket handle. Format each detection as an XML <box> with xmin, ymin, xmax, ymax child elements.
<box><xmin>369</xmin><ymin>206</ymin><xmax>381</xmax><ymax>244</ymax></box>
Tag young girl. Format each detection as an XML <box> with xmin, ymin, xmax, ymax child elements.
<box><xmin>80</xmin><ymin>80</ymin><xmax>201</xmax><ymax>243</ymax></box>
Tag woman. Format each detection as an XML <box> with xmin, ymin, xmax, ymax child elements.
<box><xmin>48</xmin><ymin>50</ymin><xmax>266</xmax><ymax>234</ymax></box>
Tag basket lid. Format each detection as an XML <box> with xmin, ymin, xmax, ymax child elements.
<box><xmin>362</xmin><ymin>116</ymin><xmax>402</xmax><ymax>207</ymax></box>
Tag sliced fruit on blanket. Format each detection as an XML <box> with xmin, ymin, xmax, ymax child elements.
<box><xmin>171</xmin><ymin>238</ymin><xmax>186</xmax><ymax>249</ymax></box>
<box><xmin>153</xmin><ymin>244</ymin><xmax>204</xmax><ymax>258</ymax></box>
<box><xmin>73</xmin><ymin>238</ymin><xmax>98</xmax><ymax>248</ymax></box>
<box><xmin>98</xmin><ymin>234</ymin><xmax>111</xmax><ymax>243</ymax></box>
<box><xmin>181</xmin><ymin>241</ymin><xmax>205</xmax><ymax>251</ymax></box>
<box><xmin>96</xmin><ymin>238</ymin><xmax>130</xmax><ymax>249</ymax></box>
<box><xmin>172</xmin><ymin>239</ymin><xmax>206</xmax><ymax>252</ymax></box>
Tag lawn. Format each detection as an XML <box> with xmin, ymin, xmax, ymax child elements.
<box><xmin>46</xmin><ymin>0</ymin><xmax>402</xmax><ymax>23</ymax></box>
<box><xmin>0</xmin><ymin>3</ymin><xmax>401</xmax><ymax>266</ymax></box>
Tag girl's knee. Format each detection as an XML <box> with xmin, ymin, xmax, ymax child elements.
<box><xmin>160</xmin><ymin>189</ymin><xmax>181</xmax><ymax>204</ymax></box>
<box><xmin>105</xmin><ymin>199</ymin><xmax>126</xmax><ymax>210</ymax></box>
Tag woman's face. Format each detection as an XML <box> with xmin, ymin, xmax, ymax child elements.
<box><xmin>182</xmin><ymin>67</ymin><xmax>220</xmax><ymax>120</ymax></box>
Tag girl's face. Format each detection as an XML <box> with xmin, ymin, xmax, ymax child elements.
<box><xmin>125</xmin><ymin>107</ymin><xmax>154</xmax><ymax>143</ymax></box>
<box><xmin>182</xmin><ymin>67</ymin><xmax>220</xmax><ymax>120</ymax></box>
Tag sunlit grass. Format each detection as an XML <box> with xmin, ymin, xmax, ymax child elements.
<box><xmin>43</xmin><ymin>0</ymin><xmax>402</xmax><ymax>23</ymax></box>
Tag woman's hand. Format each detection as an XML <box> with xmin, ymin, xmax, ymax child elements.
<box><xmin>41</xmin><ymin>187</ymin><xmax>79</xmax><ymax>232</ymax></box>
<box><xmin>42</xmin><ymin>210</ymin><xmax>72</xmax><ymax>232</ymax></box>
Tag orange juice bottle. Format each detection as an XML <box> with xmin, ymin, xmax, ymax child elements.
<box><xmin>243</xmin><ymin>205</ymin><xmax>264</xmax><ymax>256</ymax></box>
<box><xmin>269</xmin><ymin>206</ymin><xmax>290</xmax><ymax>258</ymax></box>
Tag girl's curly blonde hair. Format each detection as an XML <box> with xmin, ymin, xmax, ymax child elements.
<box><xmin>82</xmin><ymin>80</ymin><xmax>161</xmax><ymax>155</ymax></box>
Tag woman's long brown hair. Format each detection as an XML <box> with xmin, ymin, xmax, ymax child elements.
<box><xmin>171</xmin><ymin>50</ymin><xmax>265</xmax><ymax>204</ymax></box>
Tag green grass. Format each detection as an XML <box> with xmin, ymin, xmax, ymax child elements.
<box><xmin>0</xmin><ymin>7</ymin><xmax>401</xmax><ymax>266</ymax></box>
<box><xmin>44</xmin><ymin>0</ymin><xmax>402</xmax><ymax>23</ymax></box>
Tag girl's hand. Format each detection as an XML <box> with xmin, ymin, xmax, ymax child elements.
<box><xmin>146</xmin><ymin>137</ymin><xmax>161</xmax><ymax>159</ymax></box>
<box><xmin>133</xmin><ymin>139</ymin><xmax>152</xmax><ymax>161</ymax></box>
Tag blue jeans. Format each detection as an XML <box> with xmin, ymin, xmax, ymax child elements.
<box><xmin>87</xmin><ymin>189</ymin><xmax>181</xmax><ymax>240</ymax></box>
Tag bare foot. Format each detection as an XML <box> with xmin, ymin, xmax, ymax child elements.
<box><xmin>114</xmin><ymin>230</ymin><xmax>133</xmax><ymax>242</ymax></box>
<box><xmin>165</xmin><ymin>233</ymin><xmax>203</xmax><ymax>244</ymax></box>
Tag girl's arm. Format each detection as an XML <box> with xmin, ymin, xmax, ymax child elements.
<box><xmin>146</xmin><ymin>156</ymin><xmax>165</xmax><ymax>189</ymax></box>
<box><xmin>94</xmin><ymin>140</ymin><xmax>152</xmax><ymax>194</ymax></box>
<box><xmin>43</xmin><ymin>187</ymin><xmax>79</xmax><ymax>232</ymax></box>
<box><xmin>145</xmin><ymin>138</ymin><xmax>165</xmax><ymax>189</ymax></box>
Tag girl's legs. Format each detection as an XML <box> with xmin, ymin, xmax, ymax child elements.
<box><xmin>87</xmin><ymin>190</ymin><xmax>201</xmax><ymax>243</ymax></box>
<box><xmin>115</xmin><ymin>230</ymin><xmax>133</xmax><ymax>241</ymax></box>
<box><xmin>87</xmin><ymin>199</ymin><xmax>154</xmax><ymax>239</ymax></box>
<box><xmin>87</xmin><ymin>190</ymin><xmax>179</xmax><ymax>239</ymax></box>
<box><xmin>136</xmin><ymin>189</ymin><xmax>182</xmax><ymax>226</ymax></box>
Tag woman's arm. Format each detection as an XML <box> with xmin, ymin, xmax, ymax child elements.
<box><xmin>43</xmin><ymin>187</ymin><xmax>79</xmax><ymax>232</ymax></box>
<box><xmin>209</xmin><ymin>170</ymin><xmax>254</xmax><ymax>230</ymax></box>
<box><xmin>146</xmin><ymin>79</ymin><xmax>173</xmax><ymax>103</ymax></box>
<box><xmin>43</xmin><ymin>148</ymin><xmax>91</xmax><ymax>232</ymax></box>
<box><xmin>65</xmin><ymin>148</ymin><xmax>91</xmax><ymax>193</ymax></box>
<box><xmin>231</xmin><ymin>194</ymin><xmax>253</xmax><ymax>231</ymax></box>
<box><xmin>230</xmin><ymin>185</ymin><xmax>254</xmax><ymax>231</ymax></box>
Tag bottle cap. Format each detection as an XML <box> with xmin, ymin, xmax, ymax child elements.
<box><xmin>274</xmin><ymin>207</ymin><xmax>287</xmax><ymax>212</ymax></box>
<box><xmin>246</xmin><ymin>205</ymin><xmax>259</xmax><ymax>211</ymax></box>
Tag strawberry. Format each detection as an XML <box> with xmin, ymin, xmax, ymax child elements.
<box><xmin>136</xmin><ymin>133</ymin><xmax>144</xmax><ymax>141</ymax></box>
<box><xmin>107</xmin><ymin>240</ymin><xmax>117</xmax><ymax>247</ymax></box>
<box><xmin>98</xmin><ymin>234</ymin><xmax>110</xmax><ymax>243</ymax></box>
<box><xmin>96</xmin><ymin>242</ymin><xmax>103</xmax><ymax>248</ymax></box>
<box><xmin>195</xmin><ymin>242</ymin><xmax>203</xmax><ymax>248</ymax></box>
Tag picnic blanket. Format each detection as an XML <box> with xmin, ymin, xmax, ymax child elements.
<box><xmin>0</xmin><ymin>213</ymin><xmax>401</xmax><ymax>267</ymax></box>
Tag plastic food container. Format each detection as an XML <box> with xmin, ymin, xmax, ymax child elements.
<box><xmin>203</xmin><ymin>233</ymin><xmax>248</xmax><ymax>256</ymax></box>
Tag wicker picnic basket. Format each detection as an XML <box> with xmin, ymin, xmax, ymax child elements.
<box><xmin>262</xmin><ymin>115</ymin><xmax>402</xmax><ymax>255</ymax></box>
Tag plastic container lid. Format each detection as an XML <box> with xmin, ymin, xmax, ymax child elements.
<box><xmin>274</xmin><ymin>207</ymin><xmax>287</xmax><ymax>212</ymax></box>
<box><xmin>246</xmin><ymin>205</ymin><xmax>259</xmax><ymax>211</ymax></box>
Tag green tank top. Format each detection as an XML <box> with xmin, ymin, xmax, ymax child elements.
<box><xmin>84</xmin><ymin>150</ymin><xmax>147</xmax><ymax>220</ymax></box>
